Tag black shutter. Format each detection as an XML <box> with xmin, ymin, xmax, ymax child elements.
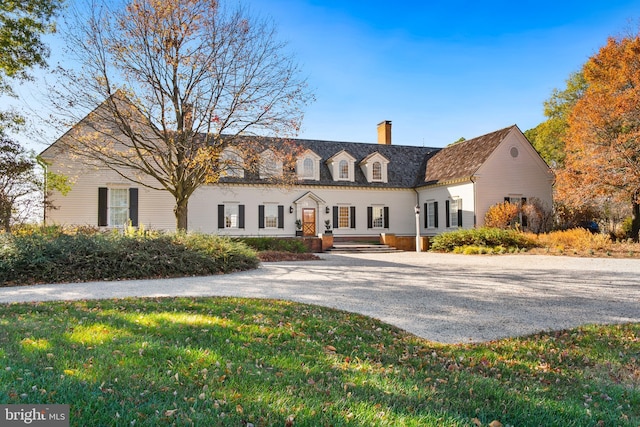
<box><xmin>457</xmin><ymin>199</ymin><xmax>462</xmax><ymax>227</ymax></box>
<box><xmin>445</xmin><ymin>200</ymin><xmax>450</xmax><ymax>228</ymax></box>
<box><xmin>98</xmin><ymin>187</ymin><xmax>108</xmax><ymax>226</ymax></box>
<box><xmin>350</xmin><ymin>206</ymin><xmax>356</xmax><ymax>228</ymax></box>
<box><xmin>218</xmin><ymin>205</ymin><xmax>225</xmax><ymax>229</ymax></box>
<box><xmin>278</xmin><ymin>205</ymin><xmax>284</xmax><ymax>229</ymax></box>
<box><xmin>384</xmin><ymin>206</ymin><xmax>389</xmax><ymax>228</ymax></box>
<box><xmin>434</xmin><ymin>201</ymin><xmax>439</xmax><ymax>228</ymax></box>
<box><xmin>367</xmin><ymin>207</ymin><xmax>373</xmax><ymax>229</ymax></box>
<box><xmin>521</xmin><ymin>198</ymin><xmax>527</xmax><ymax>227</ymax></box>
<box><xmin>129</xmin><ymin>188</ymin><xmax>139</xmax><ymax>226</ymax></box>
<box><xmin>424</xmin><ymin>203</ymin><xmax>428</xmax><ymax>228</ymax></box>
<box><xmin>239</xmin><ymin>205</ymin><xmax>245</xmax><ymax>229</ymax></box>
<box><xmin>333</xmin><ymin>206</ymin><xmax>339</xmax><ymax>229</ymax></box>
<box><xmin>258</xmin><ymin>205</ymin><xmax>265</xmax><ymax>229</ymax></box>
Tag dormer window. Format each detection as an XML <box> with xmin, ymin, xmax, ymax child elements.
<box><xmin>360</xmin><ymin>152</ymin><xmax>389</xmax><ymax>183</ymax></box>
<box><xmin>303</xmin><ymin>158</ymin><xmax>314</xmax><ymax>177</ymax></box>
<box><xmin>326</xmin><ymin>150</ymin><xmax>356</xmax><ymax>182</ymax></box>
<box><xmin>296</xmin><ymin>149</ymin><xmax>321</xmax><ymax>181</ymax></box>
<box><xmin>372</xmin><ymin>162</ymin><xmax>382</xmax><ymax>180</ymax></box>
<box><xmin>339</xmin><ymin>160</ymin><xmax>349</xmax><ymax>179</ymax></box>
<box><xmin>259</xmin><ymin>149</ymin><xmax>283</xmax><ymax>179</ymax></box>
<box><xmin>220</xmin><ymin>147</ymin><xmax>244</xmax><ymax>178</ymax></box>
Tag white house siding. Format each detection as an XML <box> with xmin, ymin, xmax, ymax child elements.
<box><xmin>189</xmin><ymin>184</ymin><xmax>418</xmax><ymax>237</ymax></box>
<box><xmin>473</xmin><ymin>131</ymin><xmax>554</xmax><ymax>227</ymax></box>
<box><xmin>44</xmin><ymin>151</ymin><xmax>176</xmax><ymax>230</ymax></box>
<box><xmin>417</xmin><ymin>182</ymin><xmax>476</xmax><ymax>236</ymax></box>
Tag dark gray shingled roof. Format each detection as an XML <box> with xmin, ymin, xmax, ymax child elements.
<box><xmin>214</xmin><ymin>126</ymin><xmax>523</xmax><ymax>188</ymax></box>
<box><xmin>219</xmin><ymin>137</ymin><xmax>441</xmax><ymax>188</ymax></box>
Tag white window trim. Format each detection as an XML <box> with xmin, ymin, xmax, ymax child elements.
<box><xmin>224</xmin><ymin>203</ymin><xmax>239</xmax><ymax>229</ymax></box>
<box><xmin>426</xmin><ymin>201</ymin><xmax>437</xmax><ymax>229</ymax></box>
<box><xmin>259</xmin><ymin>149</ymin><xmax>283</xmax><ymax>179</ymax></box>
<box><xmin>372</xmin><ymin>205</ymin><xmax>385</xmax><ymax>229</ymax></box>
<box><xmin>326</xmin><ymin>151</ymin><xmax>356</xmax><ymax>182</ymax></box>
<box><xmin>109</xmin><ymin>187</ymin><xmax>129</xmax><ymax>228</ymax></box>
<box><xmin>449</xmin><ymin>198</ymin><xmax>459</xmax><ymax>228</ymax></box>
<box><xmin>264</xmin><ymin>204</ymin><xmax>279</xmax><ymax>229</ymax></box>
<box><xmin>221</xmin><ymin>148</ymin><xmax>245</xmax><ymax>178</ymax></box>
<box><xmin>338</xmin><ymin>205</ymin><xmax>351</xmax><ymax>229</ymax></box>
<box><xmin>296</xmin><ymin>150</ymin><xmax>321</xmax><ymax>181</ymax></box>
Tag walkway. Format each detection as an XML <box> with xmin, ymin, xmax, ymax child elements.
<box><xmin>1</xmin><ymin>253</ymin><xmax>638</xmax><ymax>343</ymax></box>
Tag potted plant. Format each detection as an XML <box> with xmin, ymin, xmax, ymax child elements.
<box><xmin>324</xmin><ymin>219</ymin><xmax>332</xmax><ymax>234</ymax></box>
<box><xmin>295</xmin><ymin>219</ymin><xmax>303</xmax><ymax>237</ymax></box>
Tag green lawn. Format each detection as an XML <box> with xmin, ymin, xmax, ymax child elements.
<box><xmin>0</xmin><ymin>297</ymin><xmax>638</xmax><ymax>426</ymax></box>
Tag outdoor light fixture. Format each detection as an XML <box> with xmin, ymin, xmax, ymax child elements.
<box><xmin>326</xmin><ymin>206</ymin><xmax>330</xmax><ymax>214</ymax></box>
<box><xmin>289</xmin><ymin>206</ymin><xmax>294</xmax><ymax>214</ymax></box>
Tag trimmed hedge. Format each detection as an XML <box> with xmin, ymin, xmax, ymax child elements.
<box><xmin>0</xmin><ymin>230</ymin><xmax>259</xmax><ymax>286</ymax></box>
<box><xmin>430</xmin><ymin>227</ymin><xmax>538</xmax><ymax>253</ymax></box>
<box><xmin>236</xmin><ymin>237</ymin><xmax>309</xmax><ymax>253</ymax></box>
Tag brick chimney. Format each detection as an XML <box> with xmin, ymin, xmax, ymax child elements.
<box><xmin>377</xmin><ymin>120</ymin><xmax>392</xmax><ymax>145</ymax></box>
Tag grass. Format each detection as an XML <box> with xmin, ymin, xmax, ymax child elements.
<box><xmin>0</xmin><ymin>297</ymin><xmax>637</xmax><ymax>426</ymax></box>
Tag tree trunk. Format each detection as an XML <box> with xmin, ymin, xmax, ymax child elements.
<box><xmin>1</xmin><ymin>202</ymin><xmax>11</xmax><ymax>233</ymax></box>
<box><xmin>174</xmin><ymin>198</ymin><xmax>189</xmax><ymax>231</ymax></box>
<box><xmin>632</xmin><ymin>193</ymin><xmax>640</xmax><ymax>242</ymax></box>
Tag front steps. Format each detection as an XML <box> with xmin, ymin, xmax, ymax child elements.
<box><xmin>326</xmin><ymin>242</ymin><xmax>401</xmax><ymax>254</ymax></box>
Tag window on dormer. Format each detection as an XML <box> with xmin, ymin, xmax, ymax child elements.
<box><xmin>303</xmin><ymin>158</ymin><xmax>314</xmax><ymax>178</ymax></box>
<box><xmin>372</xmin><ymin>162</ymin><xmax>382</xmax><ymax>181</ymax></box>
<box><xmin>339</xmin><ymin>160</ymin><xmax>349</xmax><ymax>179</ymax></box>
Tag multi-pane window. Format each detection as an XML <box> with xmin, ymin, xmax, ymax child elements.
<box><xmin>303</xmin><ymin>158</ymin><xmax>314</xmax><ymax>178</ymax></box>
<box><xmin>426</xmin><ymin>201</ymin><xmax>437</xmax><ymax>228</ymax></box>
<box><xmin>264</xmin><ymin>204</ymin><xmax>278</xmax><ymax>228</ymax></box>
<box><xmin>449</xmin><ymin>199</ymin><xmax>459</xmax><ymax>227</ymax></box>
<box><xmin>372</xmin><ymin>162</ymin><xmax>382</xmax><ymax>181</ymax></box>
<box><xmin>507</xmin><ymin>196</ymin><xmax>524</xmax><ymax>225</ymax></box>
<box><xmin>372</xmin><ymin>206</ymin><xmax>385</xmax><ymax>228</ymax></box>
<box><xmin>339</xmin><ymin>160</ymin><xmax>349</xmax><ymax>179</ymax></box>
<box><xmin>109</xmin><ymin>188</ymin><xmax>129</xmax><ymax>227</ymax></box>
<box><xmin>338</xmin><ymin>206</ymin><xmax>350</xmax><ymax>228</ymax></box>
<box><xmin>225</xmin><ymin>204</ymin><xmax>239</xmax><ymax>228</ymax></box>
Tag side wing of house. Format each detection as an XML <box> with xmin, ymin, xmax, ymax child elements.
<box><xmin>40</xmin><ymin>100</ymin><xmax>177</xmax><ymax>230</ymax></box>
<box><xmin>473</xmin><ymin>127</ymin><xmax>554</xmax><ymax>227</ymax></box>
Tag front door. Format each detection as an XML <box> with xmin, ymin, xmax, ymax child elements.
<box><xmin>302</xmin><ymin>208</ymin><xmax>316</xmax><ymax>236</ymax></box>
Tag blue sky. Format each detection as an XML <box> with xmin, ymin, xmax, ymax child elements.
<box><xmin>6</xmin><ymin>0</ymin><xmax>640</xmax><ymax>149</ymax></box>
<box><xmin>240</xmin><ymin>0</ymin><xmax>640</xmax><ymax>147</ymax></box>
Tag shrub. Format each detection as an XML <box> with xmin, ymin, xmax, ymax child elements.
<box><xmin>236</xmin><ymin>237</ymin><xmax>309</xmax><ymax>253</ymax></box>
<box><xmin>521</xmin><ymin>197</ymin><xmax>553</xmax><ymax>234</ymax></box>
<box><xmin>529</xmin><ymin>228</ymin><xmax>611</xmax><ymax>251</ymax></box>
<box><xmin>0</xmin><ymin>229</ymin><xmax>259</xmax><ymax>286</ymax></box>
<box><xmin>430</xmin><ymin>227</ymin><xmax>538</xmax><ymax>253</ymax></box>
<box><xmin>484</xmin><ymin>202</ymin><xmax>520</xmax><ymax>229</ymax></box>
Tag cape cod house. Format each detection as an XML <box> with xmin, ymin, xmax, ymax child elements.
<box><xmin>40</xmin><ymin>103</ymin><xmax>554</xmax><ymax>242</ymax></box>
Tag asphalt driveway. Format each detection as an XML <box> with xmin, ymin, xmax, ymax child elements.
<box><xmin>1</xmin><ymin>252</ymin><xmax>638</xmax><ymax>344</ymax></box>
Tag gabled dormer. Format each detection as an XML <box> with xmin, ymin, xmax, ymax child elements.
<box><xmin>326</xmin><ymin>150</ymin><xmax>356</xmax><ymax>182</ymax></box>
<box><xmin>360</xmin><ymin>152</ymin><xmax>390</xmax><ymax>183</ymax></box>
<box><xmin>296</xmin><ymin>149</ymin><xmax>322</xmax><ymax>181</ymax></box>
<box><xmin>259</xmin><ymin>148</ymin><xmax>283</xmax><ymax>179</ymax></box>
<box><xmin>220</xmin><ymin>147</ymin><xmax>245</xmax><ymax>178</ymax></box>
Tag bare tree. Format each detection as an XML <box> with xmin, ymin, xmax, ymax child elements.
<box><xmin>0</xmin><ymin>134</ymin><xmax>39</xmax><ymax>232</ymax></box>
<box><xmin>47</xmin><ymin>0</ymin><xmax>313</xmax><ymax>230</ymax></box>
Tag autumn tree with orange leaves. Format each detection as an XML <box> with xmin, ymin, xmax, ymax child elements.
<box><xmin>558</xmin><ymin>32</ymin><xmax>640</xmax><ymax>240</ymax></box>
<box><xmin>47</xmin><ymin>0</ymin><xmax>312</xmax><ymax>230</ymax></box>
